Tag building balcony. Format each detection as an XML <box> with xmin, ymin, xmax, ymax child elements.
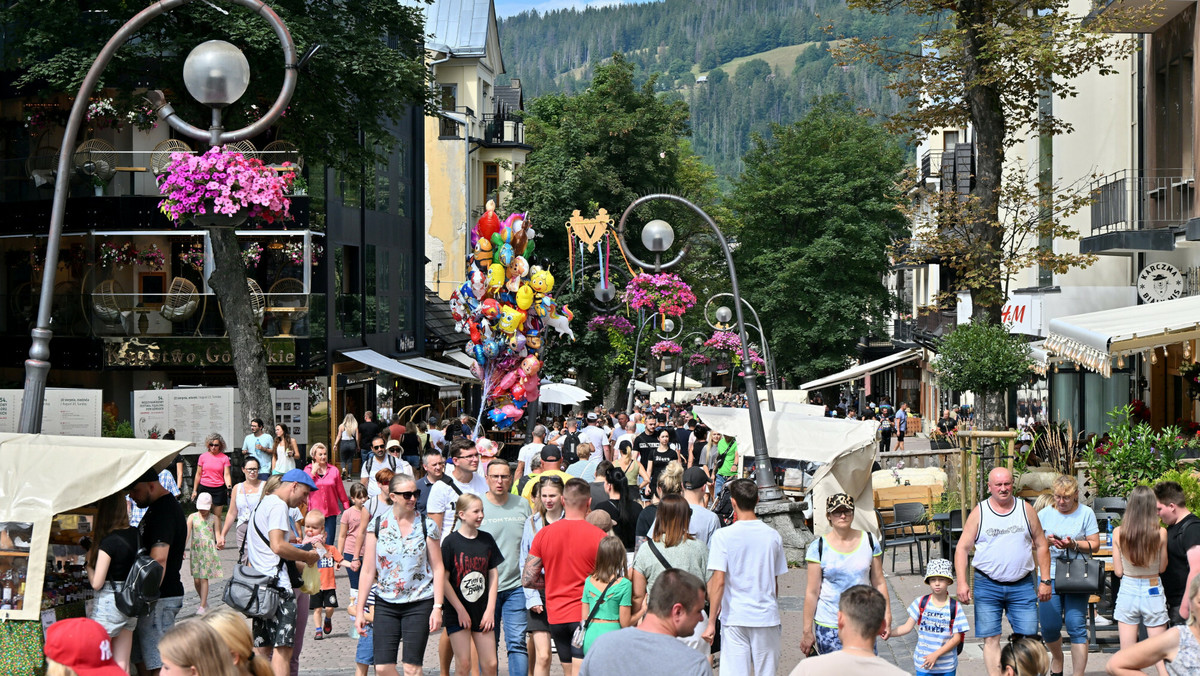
<box><xmin>1085</xmin><ymin>0</ymin><xmax>1193</xmax><ymax>33</ymax></box>
<box><xmin>1081</xmin><ymin>169</ymin><xmax>1186</xmax><ymax>254</ymax></box>
<box><xmin>920</xmin><ymin>151</ymin><xmax>943</xmax><ymax>181</ymax></box>
<box><xmin>913</xmin><ymin>307</ymin><xmax>957</xmax><ymax>345</ymax></box>
<box><xmin>438</xmin><ymin>106</ymin><xmax>475</xmax><ymax>138</ymax></box>
<box><xmin>480</xmin><ymin>113</ymin><xmax>530</xmax><ymax>148</ymax></box>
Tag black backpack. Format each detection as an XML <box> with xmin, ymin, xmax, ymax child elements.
<box><xmin>113</xmin><ymin>529</ymin><xmax>164</xmax><ymax>617</ymax></box>
<box><xmin>712</xmin><ymin>482</ymin><xmax>735</xmax><ymax>526</ymax></box>
<box><xmin>561</xmin><ymin>434</ymin><xmax>581</xmax><ymax>465</ymax></box>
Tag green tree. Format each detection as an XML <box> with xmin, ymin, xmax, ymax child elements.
<box><xmin>729</xmin><ymin>96</ymin><xmax>905</xmax><ymax>384</ymax></box>
<box><xmin>507</xmin><ymin>54</ymin><xmax>722</xmax><ymax>406</ymax></box>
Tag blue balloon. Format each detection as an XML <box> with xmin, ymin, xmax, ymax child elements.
<box><xmin>499</xmin><ymin>243</ymin><xmax>515</xmax><ymax>266</ymax></box>
<box><xmin>473</xmin><ymin>344</ymin><xmax>487</xmax><ymax>366</ymax></box>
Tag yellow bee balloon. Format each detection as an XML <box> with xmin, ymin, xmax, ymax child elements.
<box><xmin>530</xmin><ymin>269</ymin><xmax>555</xmax><ymax>295</ymax></box>
<box><xmin>516</xmin><ymin>284</ymin><xmax>534</xmax><ymax>310</ymax></box>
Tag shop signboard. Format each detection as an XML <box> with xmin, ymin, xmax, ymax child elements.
<box><xmin>0</xmin><ymin>389</ymin><xmax>102</xmax><ymax>436</ymax></box>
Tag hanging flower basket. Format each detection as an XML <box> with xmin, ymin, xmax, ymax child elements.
<box><xmin>704</xmin><ymin>331</ymin><xmax>742</xmax><ymax>351</ymax></box>
<box><xmin>158</xmin><ymin>146</ymin><xmax>296</xmax><ymax>227</ymax></box>
<box><xmin>651</xmin><ymin>340</ymin><xmax>683</xmax><ymax>358</ymax></box>
<box><xmin>621</xmin><ymin>273</ymin><xmax>696</xmax><ymax>317</ymax></box>
<box><xmin>688</xmin><ymin>352</ymin><xmax>711</xmax><ymax>367</ymax></box>
<box><xmin>586</xmin><ymin>314</ymin><xmax>634</xmax><ymax>335</ymax></box>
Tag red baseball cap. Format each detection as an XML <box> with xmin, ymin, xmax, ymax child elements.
<box><xmin>44</xmin><ymin>618</ymin><xmax>128</xmax><ymax>676</ymax></box>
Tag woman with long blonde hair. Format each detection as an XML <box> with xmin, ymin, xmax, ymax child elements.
<box><xmin>338</xmin><ymin>413</ymin><xmax>360</xmax><ymax>475</ymax></box>
<box><xmin>200</xmin><ymin>610</ymin><xmax>273</xmax><ymax>676</ymax></box>
<box><xmin>1113</xmin><ymin>485</ymin><xmax>1170</xmax><ymax>676</ymax></box>
<box><xmin>158</xmin><ymin>618</ymin><xmax>239</xmax><ymax>676</ymax></box>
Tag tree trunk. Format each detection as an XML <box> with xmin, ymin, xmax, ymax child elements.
<box><xmin>207</xmin><ymin>227</ymin><xmax>274</xmax><ymax>434</ymax></box>
<box><xmin>961</xmin><ymin>0</ymin><xmax>1006</xmax><ymax>327</ymax></box>
<box><xmin>605</xmin><ymin>375</ymin><xmax>623</xmax><ymax>411</ymax></box>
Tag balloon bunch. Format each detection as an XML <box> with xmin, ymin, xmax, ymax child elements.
<box><xmin>449</xmin><ymin>200</ymin><xmax>574</xmax><ymax>430</ymax></box>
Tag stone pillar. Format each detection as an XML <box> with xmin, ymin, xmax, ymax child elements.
<box><xmin>756</xmin><ymin>500</ymin><xmax>815</xmax><ymax>564</ymax></box>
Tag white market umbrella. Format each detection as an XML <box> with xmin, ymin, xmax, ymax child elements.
<box><xmin>631</xmin><ymin>380</ymin><xmax>657</xmax><ymax>393</ymax></box>
<box><xmin>654</xmin><ymin>372</ymin><xmax>702</xmax><ymax>389</ymax></box>
<box><xmin>539</xmin><ymin>382</ymin><xmax>592</xmax><ymax>406</ymax></box>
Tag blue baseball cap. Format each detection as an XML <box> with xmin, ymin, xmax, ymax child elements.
<box><xmin>281</xmin><ymin>468</ymin><xmax>317</xmax><ymax>490</ymax></box>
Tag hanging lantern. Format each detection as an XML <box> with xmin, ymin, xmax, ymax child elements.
<box><xmin>1151</xmin><ymin>348</ymin><xmax>1159</xmax><ymax>365</ymax></box>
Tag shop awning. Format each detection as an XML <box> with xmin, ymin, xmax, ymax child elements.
<box><xmin>340</xmin><ymin>348</ymin><xmax>461</xmax><ymax>398</ymax></box>
<box><xmin>800</xmin><ymin>348</ymin><xmax>922</xmax><ymax>391</ymax></box>
<box><xmin>400</xmin><ymin>356</ymin><xmax>477</xmax><ymax>382</ymax></box>
<box><xmin>446</xmin><ymin>351</ymin><xmax>477</xmax><ymax>369</ymax></box>
<box><xmin>1044</xmin><ymin>295</ymin><xmax>1200</xmax><ymax>377</ymax></box>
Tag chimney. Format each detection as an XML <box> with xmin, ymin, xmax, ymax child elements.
<box><xmin>511</xmin><ymin>78</ymin><xmax>521</xmax><ymax>90</ymax></box>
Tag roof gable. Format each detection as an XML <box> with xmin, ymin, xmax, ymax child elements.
<box><xmin>420</xmin><ymin>0</ymin><xmax>501</xmax><ymax>71</ymax></box>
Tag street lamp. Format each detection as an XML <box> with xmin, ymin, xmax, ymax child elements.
<box><xmin>706</xmin><ymin>293</ymin><xmax>778</xmax><ymax>412</ymax></box>
<box><xmin>626</xmin><ymin>313</ymin><xmax>681</xmax><ymax>412</ymax></box>
<box><xmin>615</xmin><ymin>194</ymin><xmax>782</xmax><ymax>502</ymax></box>
<box><xmin>18</xmin><ymin>0</ymin><xmax>299</xmax><ymax>433</ymax></box>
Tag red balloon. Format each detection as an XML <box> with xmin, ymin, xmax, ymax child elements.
<box><xmin>477</xmin><ymin>202</ymin><xmax>501</xmax><ymax>242</ymax></box>
<box><xmin>480</xmin><ymin>299</ymin><xmax>500</xmax><ymax>320</ymax></box>
<box><xmin>511</xmin><ymin>382</ymin><xmax>527</xmax><ymax>401</ymax></box>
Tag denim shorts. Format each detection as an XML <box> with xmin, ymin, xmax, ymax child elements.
<box><xmin>973</xmin><ymin>571</ymin><xmax>1038</xmax><ymax>638</ymax></box>
<box><xmin>91</xmin><ymin>584</ymin><xmax>138</xmax><ymax>637</ymax></box>
<box><xmin>355</xmin><ymin>624</ymin><xmax>375</xmax><ymax>665</ymax></box>
<box><xmin>1114</xmin><ymin>576</ymin><xmax>1170</xmax><ymax>627</ymax></box>
<box><xmin>814</xmin><ymin>623</ymin><xmax>842</xmax><ymax>655</ymax></box>
<box><xmin>1038</xmin><ymin>580</ymin><xmax>1089</xmax><ymax>644</ymax></box>
<box><xmin>131</xmin><ymin>595</ymin><xmax>183</xmax><ymax>670</ymax></box>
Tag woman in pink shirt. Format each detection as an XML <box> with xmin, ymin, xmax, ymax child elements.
<box><xmin>306</xmin><ymin>442</ymin><xmax>351</xmax><ymax>545</ymax></box>
<box><xmin>192</xmin><ymin>433</ymin><xmax>232</xmax><ymax>522</ymax></box>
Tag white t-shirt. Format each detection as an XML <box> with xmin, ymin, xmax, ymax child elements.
<box><xmin>361</xmin><ymin>454</ymin><xmax>412</xmax><ymax>497</ymax></box>
<box><xmin>579</xmin><ymin>425</ymin><xmax>610</xmax><ymax>456</ymax></box>
<box><xmin>426</xmin><ymin>473</ymin><xmax>488</xmax><ymax>540</ymax></box>
<box><xmin>428</xmin><ymin>429</ymin><xmax>446</xmax><ymax>451</ymax></box>
<box><xmin>517</xmin><ymin>443</ymin><xmax>544</xmax><ymax>471</ymax></box>
<box><xmin>708</xmin><ymin>519</ymin><xmax>787</xmax><ymax>627</ymax></box>
<box><xmin>246</xmin><ymin>494</ymin><xmax>294</xmax><ymax>581</ymax></box>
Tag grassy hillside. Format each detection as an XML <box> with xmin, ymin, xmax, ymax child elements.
<box><xmin>694</xmin><ymin>43</ymin><xmax>823</xmax><ymax>79</ymax></box>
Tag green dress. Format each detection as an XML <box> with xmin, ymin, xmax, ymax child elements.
<box><xmin>189</xmin><ymin>512</ymin><xmax>222</xmax><ymax>579</ymax></box>
<box><xmin>581</xmin><ymin>576</ymin><xmax>632</xmax><ymax>654</ymax></box>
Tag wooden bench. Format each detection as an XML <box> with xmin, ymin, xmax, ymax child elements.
<box><xmin>874</xmin><ymin>484</ymin><xmax>943</xmax><ymax>523</ymax></box>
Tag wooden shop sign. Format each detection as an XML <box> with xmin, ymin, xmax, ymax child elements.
<box><xmin>103</xmin><ymin>337</ymin><xmax>297</xmax><ymax>369</ymax></box>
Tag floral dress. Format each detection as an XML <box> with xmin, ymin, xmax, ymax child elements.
<box><xmin>189</xmin><ymin>512</ymin><xmax>222</xmax><ymax>579</ymax></box>
<box><xmin>374</xmin><ymin>511</ymin><xmax>441</xmax><ymax>604</ymax></box>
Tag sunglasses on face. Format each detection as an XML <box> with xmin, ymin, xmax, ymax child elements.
<box><xmin>390</xmin><ymin>490</ymin><xmax>418</xmax><ymax>500</ymax></box>
<box><xmin>245</xmin><ymin>467</ymin><xmax>260</xmax><ymax>473</ymax></box>
<box><xmin>208</xmin><ymin>442</ymin><xmax>221</xmax><ymax>448</ymax></box>
<box><xmin>372</xmin><ymin>445</ymin><xmax>385</xmax><ymax>450</ymax></box>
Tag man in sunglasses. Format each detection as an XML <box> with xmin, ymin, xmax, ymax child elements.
<box><xmin>359</xmin><ymin>435</ymin><xmax>406</xmax><ymax>498</ymax></box>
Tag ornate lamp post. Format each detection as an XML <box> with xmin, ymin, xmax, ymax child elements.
<box><xmin>614</xmin><ymin>194</ymin><xmax>782</xmax><ymax>501</ymax></box>
<box><xmin>19</xmin><ymin>0</ymin><xmax>300</xmax><ymax>433</ymax></box>
<box><xmin>705</xmin><ymin>293</ymin><xmax>778</xmax><ymax>411</ymax></box>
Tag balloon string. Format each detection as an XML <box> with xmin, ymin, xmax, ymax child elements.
<box><xmin>566</xmin><ymin>224</ymin><xmax>575</xmax><ymax>292</ymax></box>
<box><xmin>605</xmin><ymin>233</ymin><xmax>612</xmax><ymax>289</ymax></box>
<box><xmin>598</xmin><ymin>243</ymin><xmax>605</xmax><ymax>291</ymax></box>
<box><xmin>475</xmin><ymin>365</ymin><xmax>493</xmax><ymax>438</ymax></box>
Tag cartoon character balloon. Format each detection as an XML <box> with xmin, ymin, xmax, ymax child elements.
<box><xmin>455</xmin><ymin>202</ymin><xmax>572</xmax><ymax>432</ymax></box>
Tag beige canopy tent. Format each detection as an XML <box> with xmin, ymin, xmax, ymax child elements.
<box><xmin>539</xmin><ymin>382</ymin><xmax>592</xmax><ymax>406</ymax></box>
<box><xmin>631</xmin><ymin>380</ymin><xmax>658</xmax><ymax>393</ymax></box>
<box><xmin>757</xmin><ymin>389</ymin><xmax>811</xmax><ymax>406</ymax></box>
<box><xmin>0</xmin><ymin>434</ymin><xmax>192</xmax><ymax>621</ymax></box>
<box><xmin>655</xmin><ymin>372</ymin><xmax>703</xmax><ymax>389</ymax></box>
<box><xmin>692</xmin><ymin>406</ymin><xmax>880</xmax><ymax>538</ymax></box>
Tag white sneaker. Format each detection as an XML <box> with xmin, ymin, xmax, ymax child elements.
<box><xmin>1093</xmin><ymin>615</ymin><xmax>1112</xmax><ymax>626</ymax></box>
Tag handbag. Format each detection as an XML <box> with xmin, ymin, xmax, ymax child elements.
<box><xmin>1054</xmin><ymin>546</ymin><xmax>1103</xmax><ymax>595</ymax></box>
<box><xmin>223</xmin><ymin>503</ymin><xmax>286</xmax><ymax>619</ymax></box>
<box><xmin>572</xmin><ymin>580</ymin><xmax>614</xmax><ymax>650</ymax></box>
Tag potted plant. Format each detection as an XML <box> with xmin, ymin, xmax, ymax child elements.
<box><xmin>289</xmin><ymin>175</ymin><xmax>308</xmax><ymax>196</ymax></box>
<box><xmin>157</xmin><ymin>145</ymin><xmax>297</xmax><ymax>227</ymax></box>
<box><xmin>91</xmin><ymin>174</ymin><xmax>105</xmax><ymax>197</ymax></box>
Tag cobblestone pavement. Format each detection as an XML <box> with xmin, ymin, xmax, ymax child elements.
<box><xmin>178</xmin><ymin>487</ymin><xmax>1141</xmax><ymax>674</ymax></box>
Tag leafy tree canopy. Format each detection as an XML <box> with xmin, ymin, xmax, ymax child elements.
<box><xmin>933</xmin><ymin>321</ymin><xmax>1033</xmax><ymax>395</ymax></box>
<box><xmin>729</xmin><ymin>96</ymin><xmax>905</xmax><ymax>384</ymax></box>
<box><xmin>1</xmin><ymin>0</ymin><xmax>434</xmax><ymax>171</ymax></box>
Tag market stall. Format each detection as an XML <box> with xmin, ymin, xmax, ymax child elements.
<box><xmin>0</xmin><ymin>434</ymin><xmax>191</xmax><ymax>675</ymax></box>
<box><xmin>692</xmin><ymin>406</ymin><xmax>878</xmax><ymax>537</ymax></box>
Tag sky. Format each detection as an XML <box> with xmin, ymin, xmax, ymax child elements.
<box><xmin>494</xmin><ymin>0</ymin><xmax>659</xmax><ymax>18</ymax></box>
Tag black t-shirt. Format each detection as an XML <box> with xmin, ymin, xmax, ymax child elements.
<box><xmin>139</xmin><ymin>493</ymin><xmax>187</xmax><ymax>598</ymax></box>
<box><xmin>358</xmin><ymin>421</ymin><xmax>381</xmax><ymax>447</ymax></box>
<box><xmin>691</xmin><ymin>424</ymin><xmax>710</xmax><ymax>465</ymax></box>
<box><xmin>98</xmin><ymin>527</ymin><xmax>140</xmax><ymax>582</ymax></box>
<box><xmin>648</xmin><ymin>445</ymin><xmax>680</xmax><ymax>480</ymax></box>
<box><xmin>598</xmin><ymin>499</ymin><xmax>643</xmax><ymax>552</ymax></box>
<box><xmin>1165</xmin><ymin>513</ymin><xmax>1200</xmax><ymax>606</ymax></box>
<box><xmin>635</xmin><ymin>504</ymin><xmax>658</xmax><ymax>541</ymax></box>
<box><xmin>441</xmin><ymin>530</ymin><xmax>503</xmax><ymax>630</ymax></box>
<box><xmin>401</xmin><ymin>431</ymin><xmax>423</xmax><ymax>457</ymax></box>
<box><xmin>633</xmin><ymin>432</ymin><xmax>658</xmax><ymax>466</ymax></box>
<box><xmin>675</xmin><ymin>428</ymin><xmax>692</xmax><ymax>459</ymax></box>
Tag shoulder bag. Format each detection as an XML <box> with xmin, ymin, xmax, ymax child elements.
<box><xmin>223</xmin><ymin>502</ymin><xmax>286</xmax><ymax>619</ymax></box>
<box><xmin>1053</xmin><ymin>546</ymin><xmax>1103</xmax><ymax>595</ymax></box>
<box><xmin>572</xmin><ymin>580</ymin><xmax>614</xmax><ymax>649</ymax></box>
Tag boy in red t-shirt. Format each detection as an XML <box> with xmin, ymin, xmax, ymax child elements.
<box><xmin>526</xmin><ymin>478</ymin><xmax>605</xmax><ymax>676</ymax></box>
<box><xmin>303</xmin><ymin>510</ymin><xmax>344</xmax><ymax>640</ymax></box>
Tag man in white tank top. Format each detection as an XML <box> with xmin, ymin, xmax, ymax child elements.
<box><xmin>954</xmin><ymin>467</ymin><xmax>1051</xmax><ymax>676</ymax></box>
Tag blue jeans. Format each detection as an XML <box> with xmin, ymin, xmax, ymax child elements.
<box><xmin>714</xmin><ymin>474</ymin><xmax>732</xmax><ymax>501</ymax></box>
<box><xmin>495</xmin><ymin>586</ymin><xmax>528</xmax><ymax>676</ymax></box>
<box><xmin>973</xmin><ymin>572</ymin><xmax>1038</xmax><ymax>638</ymax></box>
<box><xmin>1039</xmin><ymin>580</ymin><xmax>1089</xmax><ymax>645</ymax></box>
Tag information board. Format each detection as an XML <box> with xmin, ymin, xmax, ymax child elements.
<box><xmin>133</xmin><ymin>388</ymin><xmax>308</xmax><ymax>452</ymax></box>
<box><xmin>0</xmin><ymin>389</ymin><xmax>103</xmax><ymax>436</ymax></box>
